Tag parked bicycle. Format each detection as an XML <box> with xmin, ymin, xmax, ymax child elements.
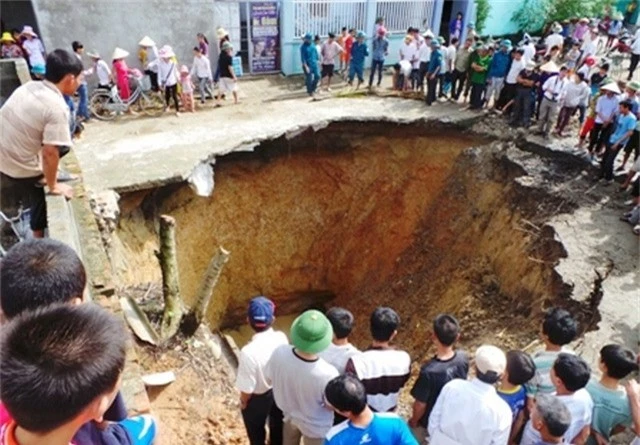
<box><xmin>0</xmin><ymin>207</ymin><xmax>31</xmax><ymax>257</ymax></box>
<box><xmin>89</xmin><ymin>75</ymin><xmax>165</xmax><ymax>120</ymax></box>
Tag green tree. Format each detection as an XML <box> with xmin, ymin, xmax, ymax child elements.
<box><xmin>475</xmin><ymin>0</ymin><xmax>492</xmax><ymax>34</ymax></box>
<box><xmin>512</xmin><ymin>0</ymin><xmax>550</xmax><ymax>34</ymax></box>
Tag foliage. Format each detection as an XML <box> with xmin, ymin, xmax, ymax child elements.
<box><xmin>474</xmin><ymin>0</ymin><xmax>492</xmax><ymax>34</ymax></box>
<box><xmin>512</xmin><ymin>0</ymin><xmax>550</xmax><ymax>34</ymax></box>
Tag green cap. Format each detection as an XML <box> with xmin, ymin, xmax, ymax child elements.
<box><xmin>628</xmin><ymin>80</ymin><xmax>640</xmax><ymax>91</ymax></box>
<box><xmin>290</xmin><ymin>310</ymin><xmax>333</xmax><ymax>354</ymax></box>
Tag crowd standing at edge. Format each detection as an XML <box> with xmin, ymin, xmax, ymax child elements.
<box><xmin>0</xmin><ymin>239</ymin><xmax>639</xmax><ymax>445</ymax></box>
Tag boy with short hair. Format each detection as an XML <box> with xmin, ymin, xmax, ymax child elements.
<box><xmin>319</xmin><ymin>307</ymin><xmax>360</xmax><ymax>374</ymax></box>
<box><xmin>0</xmin><ymin>239</ymin><xmax>156</xmax><ymax>445</ymax></box>
<box><xmin>521</xmin><ymin>353</ymin><xmax>593</xmax><ymax>445</ymax></box>
<box><xmin>497</xmin><ymin>350</ymin><xmax>536</xmax><ymax>443</ymax></box>
<box><xmin>526</xmin><ymin>308</ymin><xmax>578</xmax><ymax>407</ymax></box>
<box><xmin>236</xmin><ymin>296</ymin><xmax>289</xmax><ymax>445</ymax></box>
<box><xmin>586</xmin><ymin>344</ymin><xmax>639</xmax><ymax>444</ymax></box>
<box><xmin>324</xmin><ymin>374</ymin><xmax>418</xmax><ymax>445</ymax></box>
<box><xmin>409</xmin><ymin>314</ymin><xmax>468</xmax><ymax>443</ymax></box>
<box><xmin>0</xmin><ymin>304</ymin><xmax>155</xmax><ymax>445</ymax></box>
<box><xmin>529</xmin><ymin>394</ymin><xmax>572</xmax><ymax>445</ymax></box>
<box><xmin>345</xmin><ymin>307</ymin><xmax>411</xmax><ymax>413</ymax></box>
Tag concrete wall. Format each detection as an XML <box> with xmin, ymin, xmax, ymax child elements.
<box><xmin>482</xmin><ymin>0</ymin><xmax>526</xmax><ymax>37</ymax></box>
<box><xmin>32</xmin><ymin>0</ymin><xmax>219</xmax><ymax>76</ymax></box>
<box><xmin>0</xmin><ymin>59</ymin><xmax>31</xmax><ymax>107</ymax></box>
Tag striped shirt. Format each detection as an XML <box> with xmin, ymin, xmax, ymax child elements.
<box><xmin>525</xmin><ymin>348</ymin><xmax>574</xmax><ymax>398</ymax></box>
<box><xmin>0</xmin><ymin>80</ymin><xmax>71</xmax><ymax>178</ymax></box>
<box><xmin>345</xmin><ymin>347</ymin><xmax>411</xmax><ymax>412</ymax></box>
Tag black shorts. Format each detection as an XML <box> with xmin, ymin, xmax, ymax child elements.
<box><xmin>321</xmin><ymin>64</ymin><xmax>334</xmax><ymax>78</ymax></box>
<box><xmin>0</xmin><ymin>172</ymin><xmax>47</xmax><ymax>231</ymax></box>
<box><xmin>624</xmin><ymin>129</ymin><xmax>639</xmax><ymax>154</ymax></box>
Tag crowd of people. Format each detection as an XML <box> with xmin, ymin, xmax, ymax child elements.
<box><xmin>0</xmin><ymin>238</ymin><xmax>638</xmax><ymax>445</ymax></box>
<box><xmin>299</xmin><ymin>14</ymin><xmax>640</xmax><ymax>234</ymax></box>
<box><xmin>232</xmin><ymin>294</ymin><xmax>640</xmax><ymax>445</ymax></box>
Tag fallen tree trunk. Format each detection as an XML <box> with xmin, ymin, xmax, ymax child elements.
<box><xmin>193</xmin><ymin>246</ymin><xmax>230</xmax><ymax>326</ymax></box>
<box><xmin>157</xmin><ymin>215</ymin><xmax>183</xmax><ymax>341</ymax></box>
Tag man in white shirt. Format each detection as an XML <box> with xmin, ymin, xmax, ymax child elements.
<box><xmin>545</xmin><ymin>23</ymin><xmax>564</xmax><ymax>55</ymax></box>
<box><xmin>236</xmin><ymin>296</ymin><xmax>289</xmax><ymax>445</ymax></box>
<box><xmin>497</xmin><ymin>48</ymin><xmax>526</xmax><ymax>112</ymax></box>
<box><xmin>265</xmin><ymin>310</ymin><xmax>338</xmax><ymax>445</ymax></box>
<box><xmin>523</xmin><ymin>37</ymin><xmax>536</xmax><ymax>63</ymax></box>
<box><xmin>320</xmin><ymin>32</ymin><xmax>344</xmax><ymax>91</ymax></box>
<box><xmin>428</xmin><ymin>345</ymin><xmax>512</xmax><ymax>445</ymax></box>
<box><xmin>319</xmin><ymin>307</ymin><xmax>360</xmax><ymax>374</ymax></box>
<box><xmin>400</xmin><ymin>35</ymin><xmax>418</xmax><ymax>91</ymax></box>
<box><xmin>441</xmin><ymin>38</ymin><xmax>458</xmax><ymax>98</ymax></box>
<box><xmin>537</xmin><ymin>65</ymin><xmax>568</xmax><ymax>138</ymax></box>
<box><xmin>191</xmin><ymin>46</ymin><xmax>213</xmax><ymax>104</ymax></box>
<box><xmin>628</xmin><ymin>27</ymin><xmax>640</xmax><ymax>80</ymax></box>
<box><xmin>588</xmin><ymin>83</ymin><xmax>620</xmax><ymax>157</ymax></box>
<box><xmin>418</xmin><ymin>35</ymin><xmax>433</xmax><ymax>92</ymax></box>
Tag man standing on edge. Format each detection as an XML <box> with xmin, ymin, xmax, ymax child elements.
<box><xmin>451</xmin><ymin>37</ymin><xmax>472</xmax><ymax>102</ymax></box>
<box><xmin>369</xmin><ymin>27</ymin><xmax>389</xmax><ymax>89</ymax></box>
<box><xmin>236</xmin><ymin>297</ymin><xmax>289</xmax><ymax>445</ymax></box>
<box><xmin>0</xmin><ymin>49</ymin><xmax>80</xmax><ymax>238</ymax></box>
<box><xmin>320</xmin><ymin>33</ymin><xmax>343</xmax><ymax>92</ymax></box>
<box><xmin>301</xmin><ymin>33</ymin><xmax>320</xmax><ymax>99</ymax></box>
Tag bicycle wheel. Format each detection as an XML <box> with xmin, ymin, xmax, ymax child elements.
<box><xmin>90</xmin><ymin>92</ymin><xmax>117</xmax><ymax>121</ymax></box>
<box><xmin>139</xmin><ymin>92</ymin><xmax>166</xmax><ymax>117</ymax></box>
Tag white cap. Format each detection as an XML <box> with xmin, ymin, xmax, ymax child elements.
<box><xmin>475</xmin><ymin>345</ymin><xmax>506</xmax><ymax>375</ymax></box>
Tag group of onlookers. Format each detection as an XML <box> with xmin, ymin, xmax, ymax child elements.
<box><xmin>234</xmin><ymin>295</ymin><xmax>640</xmax><ymax>445</ymax></box>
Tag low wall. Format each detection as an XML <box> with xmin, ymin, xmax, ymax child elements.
<box><xmin>0</xmin><ymin>58</ymin><xmax>31</xmax><ymax>107</ymax></box>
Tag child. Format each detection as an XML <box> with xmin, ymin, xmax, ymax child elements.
<box><xmin>319</xmin><ymin>307</ymin><xmax>360</xmax><ymax>374</ymax></box>
<box><xmin>180</xmin><ymin>65</ymin><xmax>195</xmax><ymax>112</ymax></box>
<box><xmin>348</xmin><ymin>31</ymin><xmax>369</xmax><ymax>89</ymax></box>
<box><xmin>0</xmin><ymin>239</ymin><xmax>157</xmax><ymax>445</ymax></box>
<box><xmin>0</xmin><ymin>303</ymin><xmax>156</xmax><ymax>445</ymax></box>
<box><xmin>529</xmin><ymin>394</ymin><xmax>572</xmax><ymax>445</ymax></box>
<box><xmin>526</xmin><ymin>308</ymin><xmax>578</xmax><ymax>408</ymax></box>
<box><xmin>346</xmin><ymin>307</ymin><xmax>411</xmax><ymax>413</ymax></box>
<box><xmin>586</xmin><ymin>344</ymin><xmax>639</xmax><ymax>443</ymax></box>
<box><xmin>217</xmin><ymin>41</ymin><xmax>239</xmax><ymax>105</ymax></box>
<box><xmin>497</xmin><ymin>350</ymin><xmax>536</xmax><ymax>444</ymax></box>
<box><xmin>341</xmin><ymin>29</ymin><xmax>355</xmax><ymax>80</ymax></box>
<box><xmin>409</xmin><ymin>314</ymin><xmax>468</xmax><ymax>444</ymax></box>
<box><xmin>521</xmin><ymin>353</ymin><xmax>593</xmax><ymax>445</ymax></box>
<box><xmin>86</xmin><ymin>50</ymin><xmax>112</xmax><ymax>90</ymax></box>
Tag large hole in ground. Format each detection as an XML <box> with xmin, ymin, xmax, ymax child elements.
<box><xmin>113</xmin><ymin>121</ymin><xmax>595</xmax><ymax>354</ymax></box>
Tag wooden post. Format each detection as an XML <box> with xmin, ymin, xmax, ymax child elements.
<box><xmin>192</xmin><ymin>246</ymin><xmax>230</xmax><ymax>326</ymax></box>
<box><xmin>157</xmin><ymin>215</ymin><xmax>183</xmax><ymax>341</ymax></box>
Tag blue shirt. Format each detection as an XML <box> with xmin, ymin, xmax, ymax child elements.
<box><xmin>586</xmin><ymin>380</ymin><xmax>632</xmax><ymax>441</ymax></box>
<box><xmin>610</xmin><ymin>112</ymin><xmax>637</xmax><ymax>146</ymax></box>
<box><xmin>488</xmin><ymin>50</ymin><xmax>511</xmax><ymax>78</ymax></box>
<box><xmin>300</xmin><ymin>42</ymin><xmax>318</xmax><ymax>68</ymax></box>
<box><xmin>372</xmin><ymin>37</ymin><xmax>389</xmax><ymax>61</ymax></box>
<box><xmin>428</xmin><ymin>49</ymin><xmax>442</xmax><ymax>74</ymax></box>
<box><xmin>497</xmin><ymin>385</ymin><xmax>526</xmax><ymax>421</ymax></box>
<box><xmin>350</xmin><ymin>41</ymin><xmax>369</xmax><ymax>66</ymax></box>
<box><xmin>325</xmin><ymin>413</ymin><xmax>418</xmax><ymax>445</ymax></box>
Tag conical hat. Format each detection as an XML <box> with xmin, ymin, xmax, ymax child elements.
<box><xmin>600</xmin><ymin>82</ymin><xmax>621</xmax><ymax>94</ymax></box>
<box><xmin>217</xmin><ymin>28</ymin><xmax>229</xmax><ymax>39</ymax></box>
<box><xmin>138</xmin><ymin>36</ymin><xmax>155</xmax><ymax>47</ymax></box>
<box><xmin>112</xmin><ymin>47</ymin><xmax>130</xmax><ymax>60</ymax></box>
<box><xmin>540</xmin><ymin>61</ymin><xmax>560</xmax><ymax>73</ymax></box>
<box><xmin>86</xmin><ymin>49</ymin><xmax>101</xmax><ymax>58</ymax></box>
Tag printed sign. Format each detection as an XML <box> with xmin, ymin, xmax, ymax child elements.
<box><xmin>251</xmin><ymin>2</ymin><xmax>280</xmax><ymax>73</ymax></box>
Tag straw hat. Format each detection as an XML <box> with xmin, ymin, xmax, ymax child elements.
<box><xmin>112</xmin><ymin>47</ymin><xmax>129</xmax><ymax>60</ymax></box>
<box><xmin>158</xmin><ymin>45</ymin><xmax>175</xmax><ymax>58</ymax></box>
<box><xmin>21</xmin><ymin>26</ymin><xmax>37</xmax><ymax>37</ymax></box>
<box><xmin>86</xmin><ymin>49</ymin><xmax>101</xmax><ymax>59</ymax></box>
<box><xmin>613</xmin><ymin>12</ymin><xmax>624</xmax><ymax>21</ymax></box>
<box><xmin>540</xmin><ymin>61</ymin><xmax>560</xmax><ymax>73</ymax></box>
<box><xmin>579</xmin><ymin>17</ymin><xmax>589</xmax><ymax>24</ymax></box>
<box><xmin>0</xmin><ymin>32</ymin><xmax>15</xmax><ymax>43</ymax></box>
<box><xmin>422</xmin><ymin>29</ymin><xmax>434</xmax><ymax>38</ymax></box>
<box><xmin>217</xmin><ymin>28</ymin><xmax>229</xmax><ymax>39</ymax></box>
<box><xmin>138</xmin><ymin>36</ymin><xmax>156</xmax><ymax>47</ymax></box>
<box><xmin>600</xmin><ymin>82</ymin><xmax>621</xmax><ymax>94</ymax></box>
<box><xmin>525</xmin><ymin>60</ymin><xmax>537</xmax><ymax>70</ymax></box>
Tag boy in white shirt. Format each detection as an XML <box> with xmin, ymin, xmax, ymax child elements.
<box><xmin>319</xmin><ymin>307</ymin><xmax>360</xmax><ymax>374</ymax></box>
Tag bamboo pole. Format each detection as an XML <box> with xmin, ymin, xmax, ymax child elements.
<box><xmin>192</xmin><ymin>246</ymin><xmax>230</xmax><ymax>326</ymax></box>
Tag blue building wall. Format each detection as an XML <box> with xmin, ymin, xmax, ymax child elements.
<box><xmin>280</xmin><ymin>0</ymin><xmax>446</xmax><ymax>75</ymax></box>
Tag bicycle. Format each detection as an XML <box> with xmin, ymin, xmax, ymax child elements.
<box><xmin>0</xmin><ymin>207</ymin><xmax>31</xmax><ymax>257</ymax></box>
<box><xmin>89</xmin><ymin>76</ymin><xmax>165</xmax><ymax>121</ymax></box>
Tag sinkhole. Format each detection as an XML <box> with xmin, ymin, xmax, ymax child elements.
<box><xmin>111</xmin><ymin>121</ymin><xmax>597</xmax><ymax>353</ymax></box>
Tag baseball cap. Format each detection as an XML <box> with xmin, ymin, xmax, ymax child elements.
<box><xmin>290</xmin><ymin>310</ymin><xmax>333</xmax><ymax>354</ymax></box>
<box><xmin>248</xmin><ymin>296</ymin><xmax>275</xmax><ymax>328</ymax></box>
<box><xmin>475</xmin><ymin>345</ymin><xmax>507</xmax><ymax>375</ymax></box>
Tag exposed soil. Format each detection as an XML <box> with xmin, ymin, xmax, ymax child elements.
<box><xmin>109</xmin><ymin>121</ymin><xmax>607</xmax><ymax>443</ymax></box>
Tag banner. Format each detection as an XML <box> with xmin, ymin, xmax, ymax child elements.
<box><xmin>251</xmin><ymin>2</ymin><xmax>280</xmax><ymax>73</ymax></box>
